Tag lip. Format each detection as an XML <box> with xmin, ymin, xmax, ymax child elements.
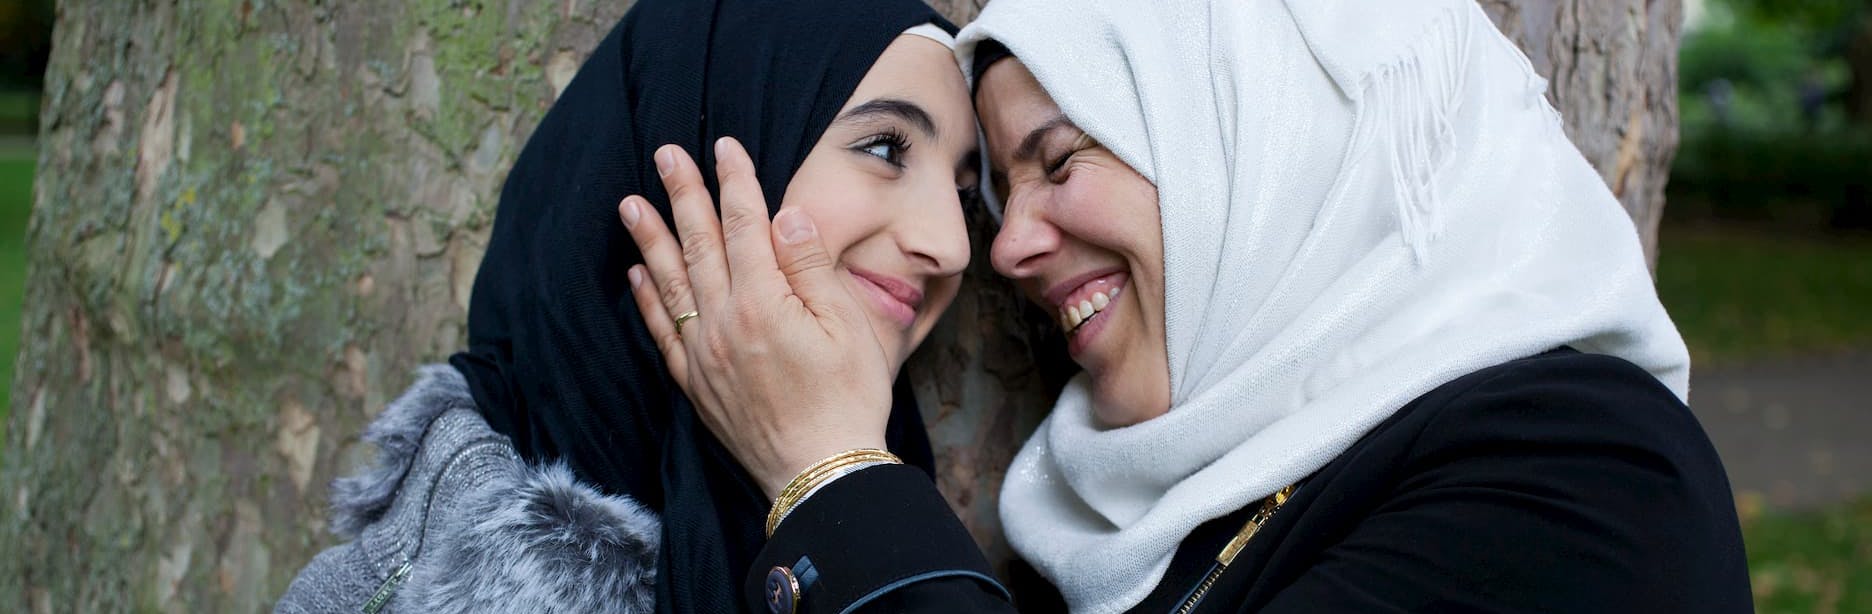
<box><xmin>847</xmin><ymin>266</ymin><xmax>923</xmax><ymax>330</ymax></box>
<box><xmin>1043</xmin><ymin>268</ymin><xmax>1128</xmax><ymax>309</ymax></box>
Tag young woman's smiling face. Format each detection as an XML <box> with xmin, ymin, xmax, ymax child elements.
<box><xmin>780</xmin><ymin>34</ymin><xmax>978</xmax><ymax>378</ymax></box>
<box><xmin>977</xmin><ymin>58</ymin><xmax>1172</xmax><ymax>428</ymax></box>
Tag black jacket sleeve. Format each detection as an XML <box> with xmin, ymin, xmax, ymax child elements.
<box><xmin>1252</xmin><ymin>354</ymin><xmax>1752</xmax><ymax>613</ymax></box>
<box><xmin>745</xmin><ymin>463</ymin><xmax>1015</xmax><ymax>613</ymax></box>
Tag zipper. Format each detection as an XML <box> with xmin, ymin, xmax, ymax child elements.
<box><xmin>1172</xmin><ymin>485</ymin><xmax>1295</xmax><ymax>614</ymax></box>
<box><xmin>359</xmin><ymin>437</ymin><xmax>510</xmax><ymax>613</ymax></box>
<box><xmin>362</xmin><ymin>559</ymin><xmax>413</xmax><ymax>614</ymax></box>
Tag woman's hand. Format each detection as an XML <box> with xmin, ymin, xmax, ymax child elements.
<box><xmin>619</xmin><ymin>137</ymin><xmax>894</xmax><ymax>498</ymax></box>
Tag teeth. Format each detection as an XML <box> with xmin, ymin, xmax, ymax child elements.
<box><xmin>1058</xmin><ymin>284</ymin><xmax>1124</xmax><ymax>335</ymax></box>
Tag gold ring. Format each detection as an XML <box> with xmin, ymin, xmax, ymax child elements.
<box><xmin>673</xmin><ymin>310</ymin><xmax>700</xmax><ymax>335</ymax></box>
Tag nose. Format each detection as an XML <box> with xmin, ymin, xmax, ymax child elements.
<box><xmin>897</xmin><ymin>183</ymin><xmax>972</xmax><ymax>277</ymax></box>
<box><xmin>989</xmin><ymin>186</ymin><xmax>1060</xmax><ymax>280</ymax></box>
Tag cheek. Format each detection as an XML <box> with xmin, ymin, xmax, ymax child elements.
<box><xmin>782</xmin><ymin>179</ymin><xmax>880</xmax><ymax>259</ymax></box>
<box><xmin>1056</xmin><ymin>170</ymin><xmax>1161</xmax><ymax>257</ymax></box>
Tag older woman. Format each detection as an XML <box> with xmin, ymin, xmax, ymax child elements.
<box><xmin>622</xmin><ymin>0</ymin><xmax>1751</xmax><ymax>612</ymax></box>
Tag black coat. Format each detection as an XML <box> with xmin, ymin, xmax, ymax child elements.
<box><xmin>745</xmin><ymin>349</ymin><xmax>1752</xmax><ymax>613</ymax></box>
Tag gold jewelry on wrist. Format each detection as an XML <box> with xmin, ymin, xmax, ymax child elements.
<box><xmin>765</xmin><ymin>448</ymin><xmax>902</xmax><ymax>537</ymax></box>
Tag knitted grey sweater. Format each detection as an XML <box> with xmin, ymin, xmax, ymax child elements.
<box><xmin>274</xmin><ymin>365</ymin><xmax>662</xmax><ymax>613</ymax></box>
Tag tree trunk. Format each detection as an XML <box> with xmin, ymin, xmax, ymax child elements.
<box><xmin>1475</xmin><ymin>0</ymin><xmax>1681</xmax><ymax>268</ymax></box>
<box><xmin>0</xmin><ymin>1</ymin><xmax>1677</xmax><ymax>611</ymax></box>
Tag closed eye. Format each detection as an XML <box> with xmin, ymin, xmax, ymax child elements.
<box><xmin>1044</xmin><ymin>150</ymin><xmax>1073</xmax><ymax>177</ymax></box>
<box><xmin>1045</xmin><ymin>133</ymin><xmax>1098</xmax><ymax>182</ymax></box>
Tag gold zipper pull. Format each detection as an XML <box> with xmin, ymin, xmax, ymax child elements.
<box><xmin>1215</xmin><ymin>524</ymin><xmax>1259</xmax><ymax>566</ymax></box>
<box><xmin>1217</xmin><ymin>485</ymin><xmax>1294</xmax><ymax>566</ymax></box>
<box><xmin>1176</xmin><ymin>485</ymin><xmax>1297</xmax><ymax>614</ymax></box>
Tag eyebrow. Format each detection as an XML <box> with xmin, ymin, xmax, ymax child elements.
<box><xmin>1013</xmin><ymin>115</ymin><xmax>1077</xmax><ymax>163</ymax></box>
<box><xmin>837</xmin><ymin>98</ymin><xmax>938</xmax><ymax>139</ymax></box>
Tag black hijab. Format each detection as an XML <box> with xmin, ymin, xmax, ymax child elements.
<box><xmin>448</xmin><ymin>1</ymin><xmax>950</xmax><ymax>611</ymax></box>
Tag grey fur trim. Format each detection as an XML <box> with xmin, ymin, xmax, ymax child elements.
<box><xmin>329</xmin><ymin>364</ymin><xmax>478</xmax><ymax>538</ymax></box>
<box><xmin>404</xmin><ymin>462</ymin><xmax>662</xmax><ymax>613</ymax></box>
<box><xmin>282</xmin><ymin>365</ymin><xmax>664</xmax><ymax>613</ymax></box>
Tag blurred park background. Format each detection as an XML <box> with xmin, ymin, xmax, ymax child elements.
<box><xmin>0</xmin><ymin>0</ymin><xmax>1866</xmax><ymax>612</ymax></box>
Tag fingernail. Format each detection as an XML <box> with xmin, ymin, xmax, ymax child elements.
<box><xmin>628</xmin><ymin>266</ymin><xmax>643</xmax><ymax>288</ymax></box>
<box><xmin>620</xmin><ymin>197</ymin><xmax>641</xmax><ymax>228</ymax></box>
<box><xmin>715</xmin><ymin>137</ymin><xmax>732</xmax><ymax>160</ymax></box>
<box><xmin>776</xmin><ymin>209</ymin><xmax>815</xmax><ymax>245</ymax></box>
<box><xmin>654</xmin><ymin>147</ymin><xmax>675</xmax><ymax>177</ymax></box>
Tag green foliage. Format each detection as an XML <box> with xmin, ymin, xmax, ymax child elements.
<box><xmin>1716</xmin><ymin>0</ymin><xmax>1867</xmax><ymax>40</ymax></box>
<box><xmin>1740</xmin><ymin>495</ymin><xmax>1872</xmax><ymax>614</ymax></box>
<box><xmin>1680</xmin><ymin>18</ymin><xmax>1812</xmax><ymax>97</ymax></box>
<box><xmin>1672</xmin><ymin>3</ymin><xmax>1870</xmax><ymax>227</ymax></box>
<box><xmin>1655</xmin><ymin>226</ymin><xmax>1872</xmax><ymax>365</ymax></box>
<box><xmin>1680</xmin><ymin>0</ymin><xmax>1856</xmax><ymax>128</ymax></box>
<box><xmin>1668</xmin><ymin>125</ymin><xmax>1872</xmax><ymax>227</ymax></box>
<box><xmin>0</xmin><ymin>0</ymin><xmax>53</xmax><ymax>90</ymax></box>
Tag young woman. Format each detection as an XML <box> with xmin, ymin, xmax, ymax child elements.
<box><xmin>621</xmin><ymin>0</ymin><xmax>1752</xmax><ymax>612</ymax></box>
<box><xmin>274</xmin><ymin>1</ymin><xmax>979</xmax><ymax>612</ymax></box>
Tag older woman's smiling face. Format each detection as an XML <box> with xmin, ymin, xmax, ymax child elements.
<box><xmin>976</xmin><ymin>58</ymin><xmax>1171</xmax><ymax>428</ymax></box>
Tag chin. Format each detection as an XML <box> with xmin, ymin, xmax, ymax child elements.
<box><xmin>1088</xmin><ymin>373</ymin><xmax>1170</xmax><ymax>428</ymax></box>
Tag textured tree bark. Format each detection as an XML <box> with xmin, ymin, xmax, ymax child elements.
<box><xmin>0</xmin><ymin>1</ymin><xmax>1676</xmax><ymax>611</ymax></box>
<box><xmin>0</xmin><ymin>2</ymin><xmax>633</xmax><ymax>611</ymax></box>
<box><xmin>1475</xmin><ymin>0</ymin><xmax>1681</xmax><ymax>268</ymax></box>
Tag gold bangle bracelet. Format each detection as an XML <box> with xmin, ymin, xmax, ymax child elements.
<box><xmin>765</xmin><ymin>448</ymin><xmax>902</xmax><ymax>537</ymax></box>
<box><xmin>776</xmin><ymin>450</ymin><xmax>897</xmax><ymax>507</ymax></box>
<box><xmin>766</xmin><ymin>449</ymin><xmax>899</xmax><ymax>535</ymax></box>
<box><xmin>766</xmin><ymin>452</ymin><xmax>896</xmax><ymax>537</ymax></box>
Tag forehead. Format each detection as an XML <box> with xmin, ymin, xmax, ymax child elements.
<box><xmin>843</xmin><ymin>36</ymin><xmax>974</xmax><ymax>133</ymax></box>
<box><xmin>974</xmin><ymin>60</ymin><xmax>1060</xmax><ymax>156</ymax></box>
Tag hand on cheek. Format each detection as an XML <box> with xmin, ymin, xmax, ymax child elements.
<box><xmin>617</xmin><ymin>137</ymin><xmax>895</xmax><ymax>498</ymax></box>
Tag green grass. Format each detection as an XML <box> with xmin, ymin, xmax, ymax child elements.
<box><xmin>0</xmin><ymin>151</ymin><xmax>30</xmax><ymax>434</ymax></box>
<box><xmin>1656</xmin><ymin>226</ymin><xmax>1872</xmax><ymax>611</ymax></box>
<box><xmin>1740</xmin><ymin>494</ymin><xmax>1872</xmax><ymax>614</ymax></box>
<box><xmin>1656</xmin><ymin>225</ymin><xmax>1872</xmax><ymax>366</ymax></box>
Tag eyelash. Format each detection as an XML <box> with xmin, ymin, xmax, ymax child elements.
<box><xmin>1040</xmin><ymin>146</ymin><xmax>1085</xmax><ymax>182</ymax></box>
<box><xmin>1045</xmin><ymin>137</ymin><xmax>1093</xmax><ymax>182</ymax></box>
<box><xmin>1044</xmin><ymin>151</ymin><xmax>1073</xmax><ymax>180</ymax></box>
<box><xmin>854</xmin><ymin>129</ymin><xmax>912</xmax><ymax>168</ymax></box>
<box><xmin>853</xmin><ymin>129</ymin><xmax>981</xmax><ymax>205</ymax></box>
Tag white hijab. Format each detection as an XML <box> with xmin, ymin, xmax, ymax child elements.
<box><xmin>956</xmin><ymin>1</ymin><xmax>1691</xmax><ymax>612</ymax></box>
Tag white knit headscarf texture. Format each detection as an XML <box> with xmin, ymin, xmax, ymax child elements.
<box><xmin>955</xmin><ymin>1</ymin><xmax>1691</xmax><ymax>612</ymax></box>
